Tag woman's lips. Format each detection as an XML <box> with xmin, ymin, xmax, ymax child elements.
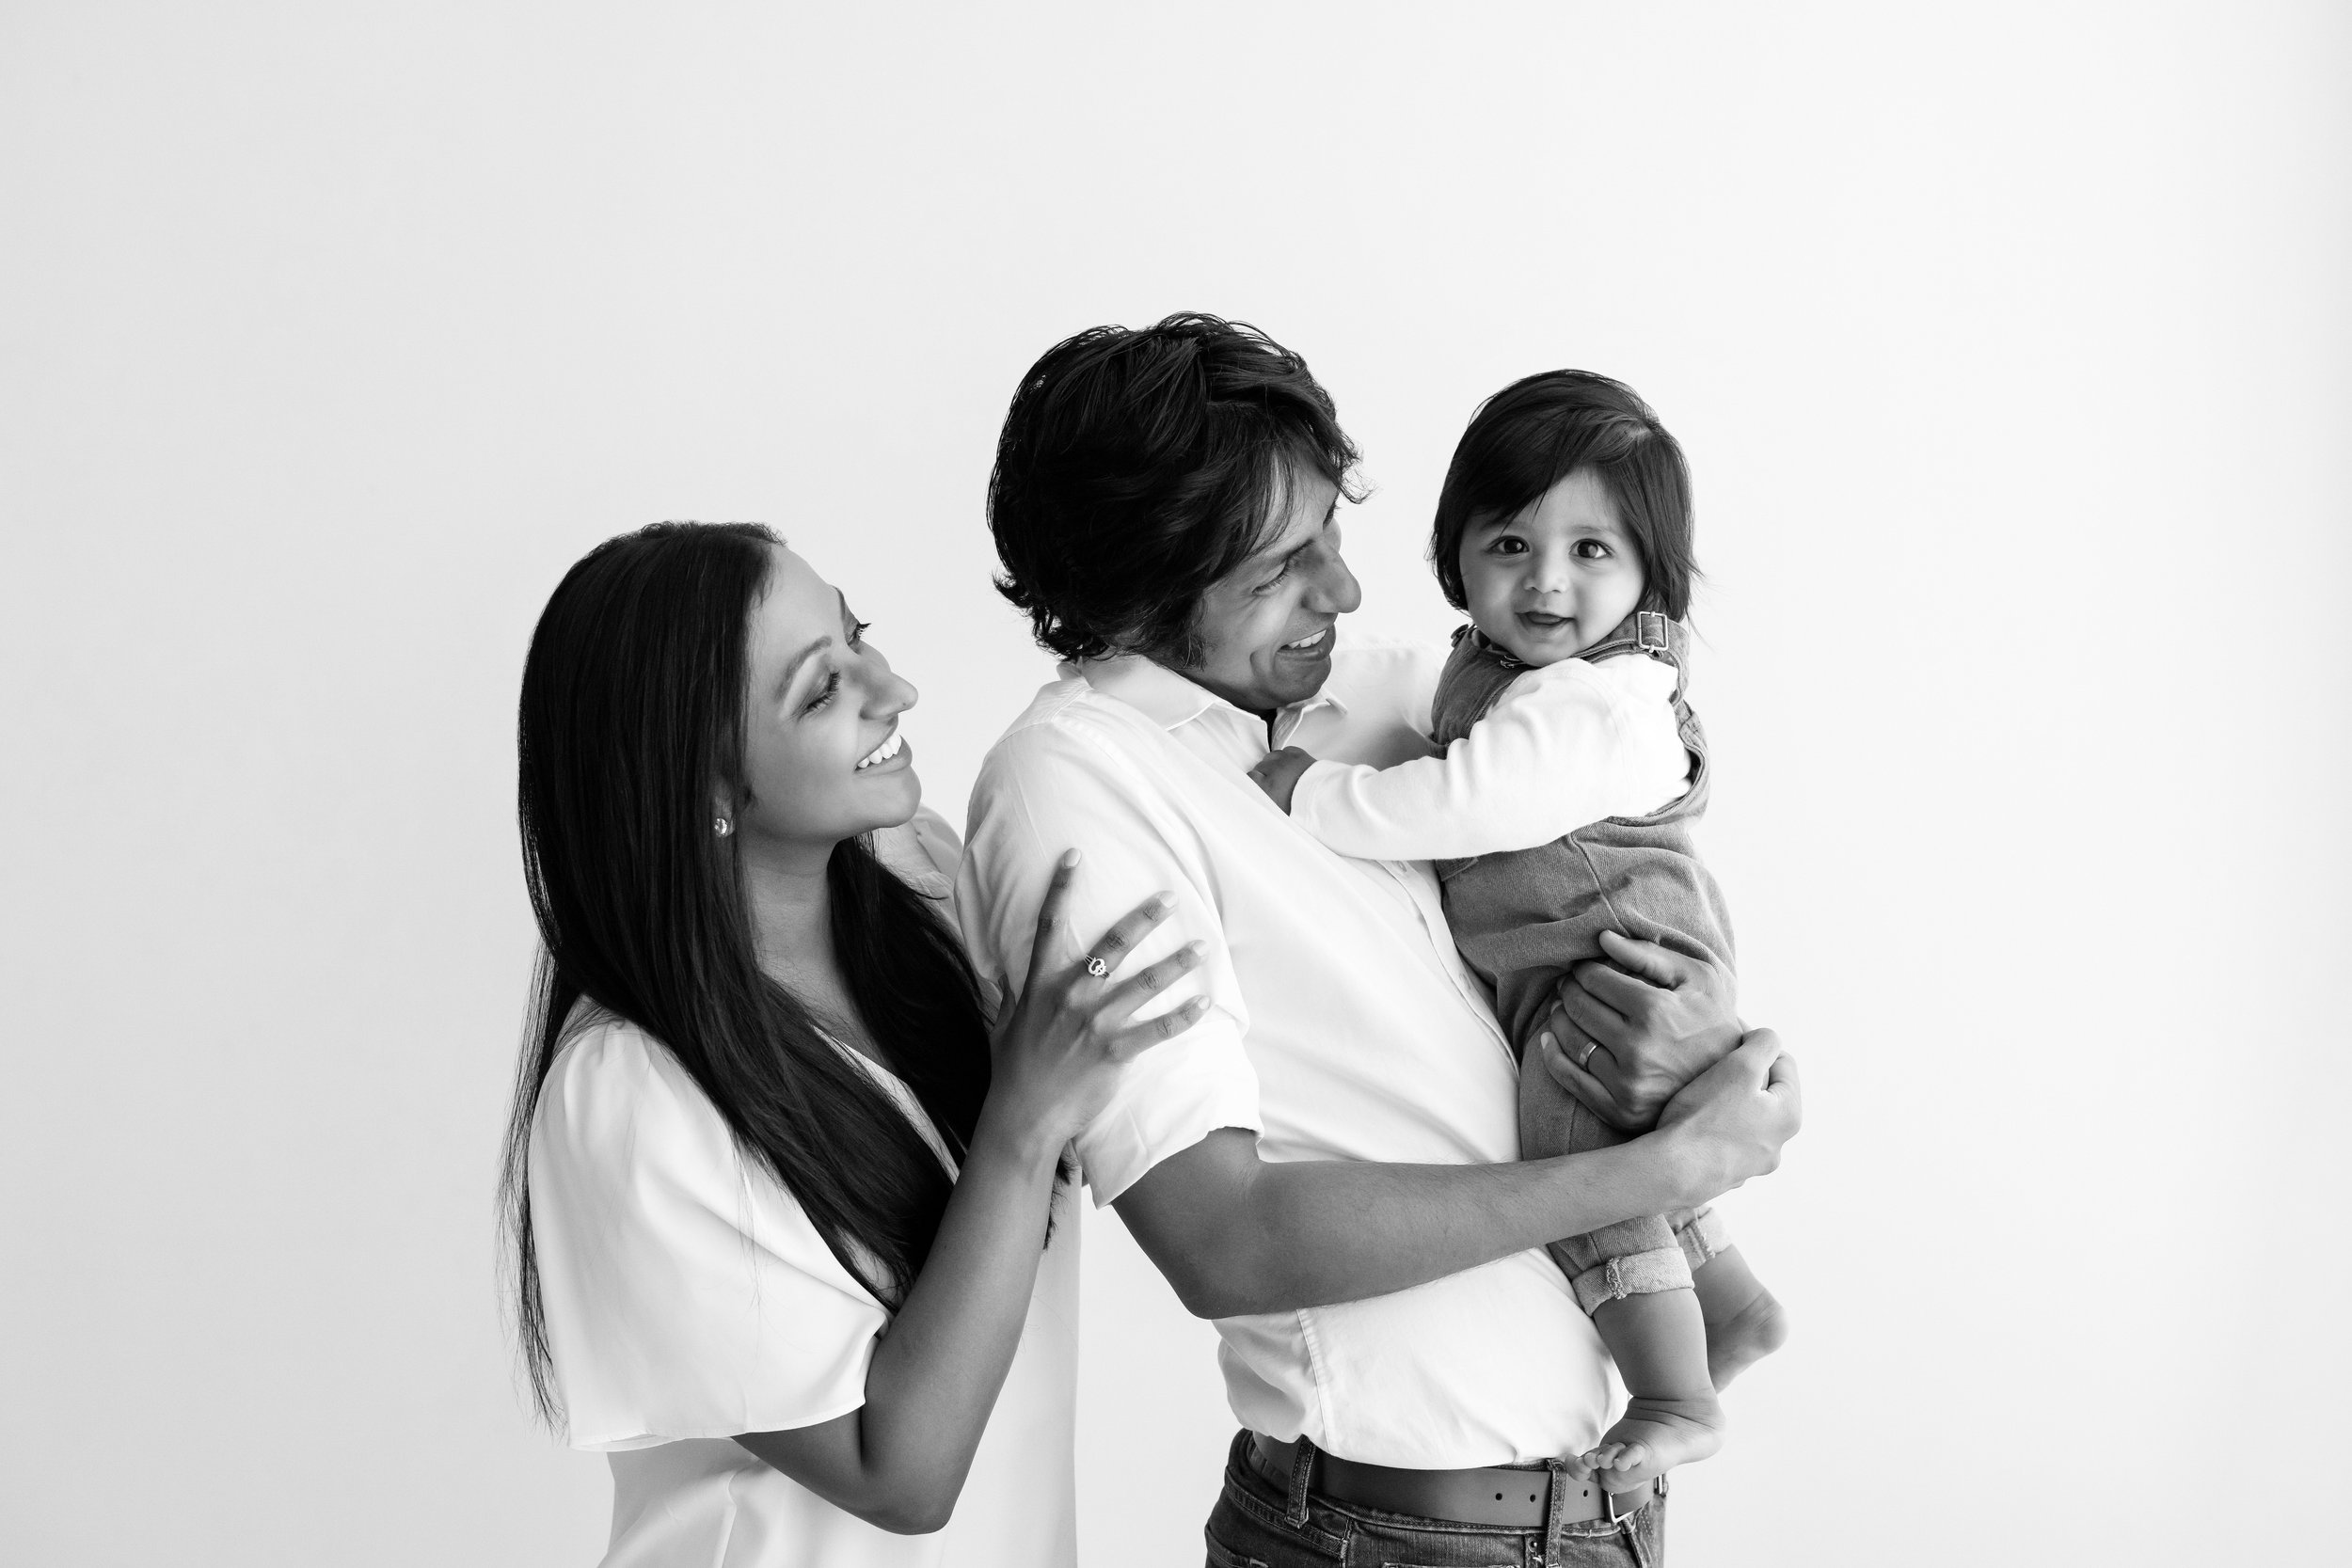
<box><xmin>854</xmin><ymin>726</ymin><xmax>910</xmax><ymax>771</ymax></box>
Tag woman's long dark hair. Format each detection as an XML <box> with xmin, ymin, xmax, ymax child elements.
<box><xmin>499</xmin><ymin>521</ymin><xmax>993</xmax><ymax>1423</ymax></box>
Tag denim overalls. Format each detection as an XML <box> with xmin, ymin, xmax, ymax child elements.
<box><xmin>1431</xmin><ymin>610</ymin><xmax>1735</xmax><ymax>1311</ymax></box>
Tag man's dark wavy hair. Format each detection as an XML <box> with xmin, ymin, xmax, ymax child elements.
<box><xmin>988</xmin><ymin>313</ymin><xmax>1362</xmax><ymax>663</ymax></box>
<box><xmin>1430</xmin><ymin>370</ymin><xmax>1699</xmax><ymax>622</ymax></box>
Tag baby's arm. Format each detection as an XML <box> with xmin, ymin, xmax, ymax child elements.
<box><xmin>1278</xmin><ymin>661</ymin><xmax>1683</xmax><ymax>861</ymax></box>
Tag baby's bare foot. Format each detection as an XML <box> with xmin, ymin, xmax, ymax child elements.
<box><xmin>1575</xmin><ymin>1393</ymin><xmax>1724</xmax><ymax>1493</ymax></box>
<box><xmin>1705</xmin><ymin>1287</ymin><xmax>1789</xmax><ymax>1389</ymax></box>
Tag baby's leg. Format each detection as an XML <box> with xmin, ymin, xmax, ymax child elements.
<box><xmin>1581</xmin><ymin>1289</ymin><xmax>1723</xmax><ymax>1491</ymax></box>
<box><xmin>1665</xmin><ymin>1204</ymin><xmax>1789</xmax><ymax>1387</ymax></box>
<box><xmin>1522</xmin><ymin>1046</ymin><xmax>1724</xmax><ymax>1490</ymax></box>
<box><xmin>1688</xmin><ymin>1242</ymin><xmax>1789</xmax><ymax>1390</ymax></box>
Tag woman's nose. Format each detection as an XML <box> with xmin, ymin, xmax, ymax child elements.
<box><xmin>865</xmin><ymin>666</ymin><xmax>918</xmax><ymax>717</ymax></box>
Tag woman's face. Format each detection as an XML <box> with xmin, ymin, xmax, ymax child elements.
<box><xmin>732</xmin><ymin>545</ymin><xmax>921</xmax><ymax>863</ymax></box>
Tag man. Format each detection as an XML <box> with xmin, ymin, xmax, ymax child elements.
<box><xmin>957</xmin><ymin>314</ymin><xmax>1799</xmax><ymax>1566</ymax></box>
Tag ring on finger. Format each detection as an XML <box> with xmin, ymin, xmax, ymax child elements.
<box><xmin>1084</xmin><ymin>956</ymin><xmax>1109</xmax><ymax>979</ymax></box>
<box><xmin>1578</xmin><ymin>1037</ymin><xmax>1599</xmax><ymax>1070</ymax></box>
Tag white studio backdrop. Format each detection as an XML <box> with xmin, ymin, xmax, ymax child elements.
<box><xmin>3</xmin><ymin>3</ymin><xmax>2346</xmax><ymax>1563</ymax></box>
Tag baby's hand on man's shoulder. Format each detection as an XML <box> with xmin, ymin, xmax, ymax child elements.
<box><xmin>1246</xmin><ymin>746</ymin><xmax>1316</xmax><ymax>813</ymax></box>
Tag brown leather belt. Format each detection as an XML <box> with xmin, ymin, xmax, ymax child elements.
<box><xmin>1248</xmin><ymin>1433</ymin><xmax>1661</xmax><ymax>1530</ymax></box>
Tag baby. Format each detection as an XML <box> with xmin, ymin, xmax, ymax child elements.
<box><xmin>1248</xmin><ymin>371</ymin><xmax>1786</xmax><ymax>1490</ymax></box>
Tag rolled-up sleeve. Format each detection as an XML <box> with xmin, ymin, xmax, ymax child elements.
<box><xmin>958</xmin><ymin>716</ymin><xmax>1261</xmax><ymax>1205</ymax></box>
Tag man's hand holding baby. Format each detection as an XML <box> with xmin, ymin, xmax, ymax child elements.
<box><xmin>1536</xmin><ymin>929</ymin><xmax>1745</xmax><ymax>1131</ymax></box>
<box><xmin>1247</xmin><ymin>745</ymin><xmax>1316</xmax><ymax>813</ymax></box>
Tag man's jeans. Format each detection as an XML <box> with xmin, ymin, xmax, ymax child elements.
<box><xmin>1204</xmin><ymin>1432</ymin><xmax>1666</xmax><ymax>1568</ymax></box>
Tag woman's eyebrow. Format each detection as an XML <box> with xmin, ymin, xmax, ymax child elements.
<box><xmin>776</xmin><ymin>636</ymin><xmax>834</xmax><ymax>699</ymax></box>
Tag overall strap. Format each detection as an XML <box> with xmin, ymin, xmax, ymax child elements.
<box><xmin>1574</xmin><ymin>610</ymin><xmax>1677</xmax><ymax>665</ymax></box>
<box><xmin>1465</xmin><ymin>610</ymin><xmax>1682</xmax><ymax>670</ymax></box>
<box><xmin>1576</xmin><ymin>610</ymin><xmax>1687</xmax><ymax>700</ymax></box>
<box><xmin>1470</xmin><ymin>609</ymin><xmax>1682</xmax><ymax>682</ymax></box>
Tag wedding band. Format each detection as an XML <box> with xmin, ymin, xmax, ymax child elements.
<box><xmin>1084</xmin><ymin>956</ymin><xmax>1109</xmax><ymax>978</ymax></box>
<box><xmin>1578</xmin><ymin>1038</ymin><xmax>1599</xmax><ymax>1070</ymax></box>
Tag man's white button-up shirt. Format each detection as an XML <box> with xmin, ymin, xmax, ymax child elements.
<box><xmin>956</xmin><ymin>635</ymin><xmax>1613</xmax><ymax>1467</ymax></box>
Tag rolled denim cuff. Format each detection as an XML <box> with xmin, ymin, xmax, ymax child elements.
<box><xmin>1672</xmin><ymin>1205</ymin><xmax>1731</xmax><ymax>1272</ymax></box>
<box><xmin>1569</xmin><ymin>1245</ymin><xmax>1694</xmax><ymax>1314</ymax></box>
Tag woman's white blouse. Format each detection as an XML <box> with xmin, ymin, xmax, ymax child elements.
<box><xmin>527</xmin><ymin>815</ymin><xmax>1079</xmax><ymax>1568</ymax></box>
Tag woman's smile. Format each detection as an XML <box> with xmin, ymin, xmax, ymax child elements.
<box><xmin>855</xmin><ymin>725</ymin><xmax>911</xmax><ymax>772</ymax></box>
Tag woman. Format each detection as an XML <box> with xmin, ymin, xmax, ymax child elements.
<box><xmin>499</xmin><ymin>522</ymin><xmax>1207</xmax><ymax>1566</ymax></box>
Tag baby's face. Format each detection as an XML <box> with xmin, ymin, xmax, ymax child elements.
<box><xmin>1457</xmin><ymin>467</ymin><xmax>1647</xmax><ymax>667</ymax></box>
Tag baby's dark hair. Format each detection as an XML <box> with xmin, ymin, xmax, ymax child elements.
<box><xmin>1429</xmin><ymin>371</ymin><xmax>1697</xmax><ymax>621</ymax></box>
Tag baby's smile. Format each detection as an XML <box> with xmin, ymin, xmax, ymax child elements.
<box><xmin>1499</xmin><ymin>607</ymin><xmax>1597</xmax><ymax>662</ymax></box>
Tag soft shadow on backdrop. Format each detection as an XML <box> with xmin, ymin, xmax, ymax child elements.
<box><xmin>3</xmin><ymin>4</ymin><xmax>2346</xmax><ymax>1564</ymax></box>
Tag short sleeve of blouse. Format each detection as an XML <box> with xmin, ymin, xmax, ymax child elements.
<box><xmin>870</xmin><ymin>804</ymin><xmax>962</xmax><ymax>900</ymax></box>
<box><xmin>528</xmin><ymin>1016</ymin><xmax>888</xmax><ymax>1450</ymax></box>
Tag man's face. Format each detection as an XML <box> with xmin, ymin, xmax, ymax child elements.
<box><xmin>1168</xmin><ymin>463</ymin><xmax>1361</xmax><ymax>716</ymax></box>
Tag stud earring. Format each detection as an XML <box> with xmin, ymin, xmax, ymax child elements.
<box><xmin>712</xmin><ymin>816</ymin><xmax>733</xmax><ymax>837</ymax></box>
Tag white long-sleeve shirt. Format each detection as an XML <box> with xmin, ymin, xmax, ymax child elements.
<box><xmin>1286</xmin><ymin>651</ymin><xmax>1692</xmax><ymax>862</ymax></box>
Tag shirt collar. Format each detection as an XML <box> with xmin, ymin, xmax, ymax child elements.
<box><xmin>1069</xmin><ymin>653</ymin><xmax>1351</xmax><ymax>734</ymax></box>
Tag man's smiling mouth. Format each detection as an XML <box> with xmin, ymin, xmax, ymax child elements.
<box><xmin>1280</xmin><ymin>628</ymin><xmax>1331</xmax><ymax>652</ymax></box>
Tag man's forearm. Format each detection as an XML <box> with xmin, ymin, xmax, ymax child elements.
<box><xmin>1115</xmin><ymin>1128</ymin><xmax>1714</xmax><ymax>1320</ymax></box>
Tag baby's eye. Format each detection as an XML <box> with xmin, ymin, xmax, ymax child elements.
<box><xmin>803</xmin><ymin>670</ymin><xmax>841</xmax><ymax>713</ymax></box>
<box><xmin>1573</xmin><ymin>539</ymin><xmax>1612</xmax><ymax>560</ymax></box>
<box><xmin>1487</xmin><ymin>536</ymin><xmax>1528</xmax><ymax>556</ymax></box>
<box><xmin>848</xmin><ymin>619</ymin><xmax>871</xmax><ymax>647</ymax></box>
